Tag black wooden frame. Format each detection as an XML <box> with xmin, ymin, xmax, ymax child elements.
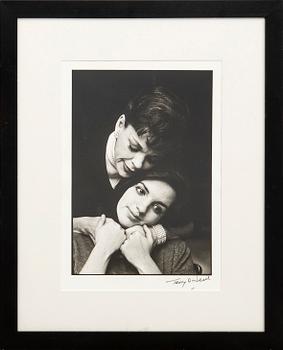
<box><xmin>1</xmin><ymin>1</ymin><xmax>282</xmax><ymax>349</ymax></box>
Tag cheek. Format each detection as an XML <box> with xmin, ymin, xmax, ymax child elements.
<box><xmin>116</xmin><ymin>199</ymin><xmax>128</xmax><ymax>222</ymax></box>
<box><xmin>116</xmin><ymin>142</ymin><xmax>132</xmax><ymax>160</ymax></box>
<box><xmin>118</xmin><ymin>189</ymin><xmax>135</xmax><ymax>207</ymax></box>
<box><xmin>116</xmin><ymin>200</ymin><xmax>122</xmax><ymax>217</ymax></box>
<box><xmin>143</xmin><ymin>211</ymin><xmax>159</xmax><ymax>226</ymax></box>
<box><xmin>148</xmin><ymin>210</ymin><xmax>167</xmax><ymax>225</ymax></box>
<box><xmin>114</xmin><ymin>137</ymin><xmax>123</xmax><ymax>157</ymax></box>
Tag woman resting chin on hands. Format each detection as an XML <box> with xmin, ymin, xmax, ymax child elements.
<box><xmin>73</xmin><ymin>170</ymin><xmax>198</xmax><ymax>275</ymax></box>
<box><xmin>80</xmin><ymin>215</ymin><xmax>126</xmax><ymax>274</ymax></box>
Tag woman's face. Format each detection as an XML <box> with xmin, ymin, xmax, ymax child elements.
<box><xmin>114</xmin><ymin>115</ymin><xmax>158</xmax><ymax>178</ymax></box>
<box><xmin>116</xmin><ymin>180</ymin><xmax>176</xmax><ymax>228</ymax></box>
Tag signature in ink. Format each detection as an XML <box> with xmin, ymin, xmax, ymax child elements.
<box><xmin>166</xmin><ymin>276</ymin><xmax>211</xmax><ymax>288</ymax></box>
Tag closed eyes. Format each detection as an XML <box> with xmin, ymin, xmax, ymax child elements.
<box><xmin>129</xmin><ymin>144</ymin><xmax>139</xmax><ymax>152</ymax></box>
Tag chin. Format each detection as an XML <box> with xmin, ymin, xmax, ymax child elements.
<box><xmin>120</xmin><ymin>171</ymin><xmax>131</xmax><ymax>179</ymax></box>
<box><xmin>118</xmin><ymin>217</ymin><xmax>132</xmax><ymax>228</ymax></box>
<box><xmin>116</xmin><ymin>163</ymin><xmax>130</xmax><ymax>178</ymax></box>
<box><xmin>117</xmin><ymin>209</ymin><xmax>131</xmax><ymax>228</ymax></box>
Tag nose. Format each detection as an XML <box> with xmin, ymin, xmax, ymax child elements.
<box><xmin>136</xmin><ymin>199</ymin><xmax>149</xmax><ymax>216</ymax></box>
<box><xmin>132</xmin><ymin>152</ymin><xmax>145</xmax><ymax>170</ymax></box>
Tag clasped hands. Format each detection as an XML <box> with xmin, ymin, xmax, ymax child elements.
<box><xmin>92</xmin><ymin>214</ymin><xmax>154</xmax><ymax>269</ymax></box>
<box><xmin>75</xmin><ymin>215</ymin><xmax>162</xmax><ymax>274</ymax></box>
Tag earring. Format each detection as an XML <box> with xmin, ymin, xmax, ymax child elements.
<box><xmin>114</xmin><ymin>130</ymin><xmax>119</xmax><ymax>139</ymax></box>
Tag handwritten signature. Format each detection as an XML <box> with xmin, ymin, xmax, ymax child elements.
<box><xmin>166</xmin><ymin>276</ymin><xmax>211</xmax><ymax>289</ymax></box>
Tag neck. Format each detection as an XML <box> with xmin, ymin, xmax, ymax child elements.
<box><xmin>105</xmin><ymin>132</ymin><xmax>120</xmax><ymax>188</ymax></box>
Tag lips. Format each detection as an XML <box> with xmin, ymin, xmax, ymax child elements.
<box><xmin>124</xmin><ymin>162</ymin><xmax>135</xmax><ymax>174</ymax></box>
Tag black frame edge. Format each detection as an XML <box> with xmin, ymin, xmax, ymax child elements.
<box><xmin>0</xmin><ymin>1</ymin><xmax>282</xmax><ymax>349</ymax></box>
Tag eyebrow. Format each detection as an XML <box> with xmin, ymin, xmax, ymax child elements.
<box><xmin>140</xmin><ymin>182</ymin><xmax>169</xmax><ymax>210</ymax></box>
<box><xmin>131</xmin><ymin>136</ymin><xmax>159</xmax><ymax>158</ymax></box>
<box><xmin>155</xmin><ymin>201</ymin><xmax>168</xmax><ymax>210</ymax></box>
<box><xmin>140</xmin><ymin>181</ymin><xmax>149</xmax><ymax>193</ymax></box>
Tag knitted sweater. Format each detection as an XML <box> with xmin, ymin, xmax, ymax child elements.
<box><xmin>73</xmin><ymin>231</ymin><xmax>196</xmax><ymax>275</ymax></box>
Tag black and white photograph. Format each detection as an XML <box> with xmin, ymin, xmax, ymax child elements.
<box><xmin>72</xmin><ymin>70</ymin><xmax>212</xmax><ymax>276</ymax></box>
<box><xmin>12</xmin><ymin>15</ymin><xmax>269</xmax><ymax>332</ymax></box>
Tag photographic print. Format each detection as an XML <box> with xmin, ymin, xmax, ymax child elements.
<box><xmin>16</xmin><ymin>16</ymin><xmax>266</xmax><ymax>331</ymax></box>
<box><xmin>71</xmin><ymin>69</ymin><xmax>213</xmax><ymax>277</ymax></box>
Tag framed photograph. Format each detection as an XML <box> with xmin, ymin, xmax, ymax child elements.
<box><xmin>63</xmin><ymin>61</ymin><xmax>218</xmax><ymax>291</ymax></box>
<box><xmin>1</xmin><ymin>0</ymin><xmax>282</xmax><ymax>347</ymax></box>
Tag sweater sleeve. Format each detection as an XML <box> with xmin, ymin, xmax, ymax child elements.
<box><xmin>72</xmin><ymin>231</ymin><xmax>95</xmax><ymax>274</ymax></box>
<box><xmin>152</xmin><ymin>239</ymin><xmax>196</xmax><ymax>275</ymax></box>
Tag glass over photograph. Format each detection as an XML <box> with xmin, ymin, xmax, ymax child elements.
<box><xmin>72</xmin><ymin>70</ymin><xmax>212</xmax><ymax>275</ymax></box>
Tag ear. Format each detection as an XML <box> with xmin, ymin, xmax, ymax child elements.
<box><xmin>115</xmin><ymin>114</ymin><xmax>126</xmax><ymax>132</ymax></box>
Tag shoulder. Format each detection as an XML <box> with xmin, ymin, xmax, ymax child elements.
<box><xmin>73</xmin><ymin>231</ymin><xmax>94</xmax><ymax>250</ymax></box>
<box><xmin>152</xmin><ymin>238</ymin><xmax>194</xmax><ymax>274</ymax></box>
<box><xmin>156</xmin><ymin>238</ymin><xmax>191</xmax><ymax>256</ymax></box>
<box><xmin>73</xmin><ymin>231</ymin><xmax>95</xmax><ymax>274</ymax></box>
<box><xmin>152</xmin><ymin>239</ymin><xmax>191</xmax><ymax>263</ymax></box>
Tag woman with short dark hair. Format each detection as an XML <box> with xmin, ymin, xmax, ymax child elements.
<box><xmin>73</xmin><ymin>87</ymin><xmax>190</xmax><ymax>253</ymax></box>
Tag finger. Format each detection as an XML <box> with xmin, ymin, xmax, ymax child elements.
<box><xmin>105</xmin><ymin>217</ymin><xmax>113</xmax><ymax>224</ymax></box>
<box><xmin>121</xmin><ymin>239</ymin><xmax>128</xmax><ymax>248</ymax></box>
<box><xmin>125</xmin><ymin>229</ymin><xmax>132</xmax><ymax>240</ymax></box>
<box><xmin>105</xmin><ymin>219</ymin><xmax>119</xmax><ymax>228</ymax></box>
<box><xmin>106</xmin><ymin>218</ymin><xmax>119</xmax><ymax>225</ymax></box>
<box><xmin>120</xmin><ymin>228</ymin><xmax>126</xmax><ymax>237</ymax></box>
<box><xmin>125</xmin><ymin>227</ymin><xmax>137</xmax><ymax>237</ymax></box>
<box><xmin>126</xmin><ymin>226</ymin><xmax>139</xmax><ymax>235</ymax></box>
<box><xmin>127</xmin><ymin>226</ymin><xmax>145</xmax><ymax>236</ymax></box>
<box><xmin>126</xmin><ymin>225</ymin><xmax>139</xmax><ymax>234</ymax></box>
<box><xmin>128</xmin><ymin>230</ymin><xmax>141</xmax><ymax>240</ymax></box>
<box><xmin>110</xmin><ymin>220</ymin><xmax>121</xmax><ymax>229</ymax></box>
<box><xmin>125</xmin><ymin>226</ymin><xmax>136</xmax><ymax>235</ymax></box>
<box><xmin>143</xmin><ymin>225</ymin><xmax>153</xmax><ymax>243</ymax></box>
<box><xmin>120</xmin><ymin>245</ymin><xmax>126</xmax><ymax>256</ymax></box>
<box><xmin>96</xmin><ymin>214</ymin><xmax>106</xmax><ymax>230</ymax></box>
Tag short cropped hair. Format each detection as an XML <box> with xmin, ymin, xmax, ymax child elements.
<box><xmin>124</xmin><ymin>87</ymin><xmax>189</xmax><ymax>164</ymax></box>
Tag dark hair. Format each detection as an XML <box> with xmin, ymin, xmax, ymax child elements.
<box><xmin>123</xmin><ymin>86</ymin><xmax>189</xmax><ymax>164</ymax></box>
<box><xmin>113</xmin><ymin>169</ymin><xmax>190</xmax><ymax>227</ymax></box>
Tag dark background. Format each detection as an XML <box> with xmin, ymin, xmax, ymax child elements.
<box><xmin>72</xmin><ymin>70</ymin><xmax>212</xmax><ymax>272</ymax></box>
